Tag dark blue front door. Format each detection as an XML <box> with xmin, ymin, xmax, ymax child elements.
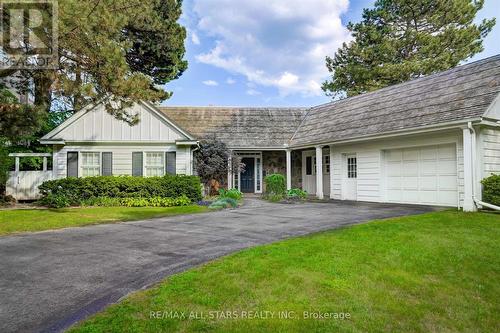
<box><xmin>240</xmin><ymin>158</ymin><xmax>255</xmax><ymax>193</ymax></box>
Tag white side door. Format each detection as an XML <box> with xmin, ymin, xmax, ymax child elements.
<box><xmin>301</xmin><ymin>150</ymin><xmax>316</xmax><ymax>194</ymax></box>
<box><xmin>342</xmin><ymin>154</ymin><xmax>357</xmax><ymax>200</ymax></box>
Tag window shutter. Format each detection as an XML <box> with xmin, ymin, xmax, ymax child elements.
<box><xmin>67</xmin><ymin>152</ymin><xmax>78</xmax><ymax>177</ymax></box>
<box><xmin>165</xmin><ymin>152</ymin><xmax>176</xmax><ymax>175</ymax></box>
<box><xmin>102</xmin><ymin>152</ymin><xmax>113</xmax><ymax>176</ymax></box>
<box><xmin>132</xmin><ymin>152</ymin><xmax>143</xmax><ymax>176</ymax></box>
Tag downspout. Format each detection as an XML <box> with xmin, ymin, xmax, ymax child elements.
<box><xmin>191</xmin><ymin>141</ymin><xmax>200</xmax><ymax>175</ymax></box>
<box><xmin>467</xmin><ymin>122</ymin><xmax>500</xmax><ymax>211</ymax></box>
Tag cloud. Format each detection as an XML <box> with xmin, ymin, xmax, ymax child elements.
<box><xmin>246</xmin><ymin>89</ymin><xmax>261</xmax><ymax>96</ymax></box>
<box><xmin>191</xmin><ymin>31</ymin><xmax>200</xmax><ymax>45</ymax></box>
<box><xmin>226</xmin><ymin>77</ymin><xmax>236</xmax><ymax>84</ymax></box>
<box><xmin>202</xmin><ymin>80</ymin><xmax>218</xmax><ymax>86</ymax></box>
<box><xmin>193</xmin><ymin>0</ymin><xmax>351</xmax><ymax>96</ymax></box>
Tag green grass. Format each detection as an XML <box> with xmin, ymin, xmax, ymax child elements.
<box><xmin>0</xmin><ymin>205</ymin><xmax>209</xmax><ymax>236</ymax></box>
<box><xmin>69</xmin><ymin>211</ymin><xmax>500</xmax><ymax>333</ymax></box>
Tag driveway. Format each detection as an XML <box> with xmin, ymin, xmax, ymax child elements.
<box><xmin>0</xmin><ymin>199</ymin><xmax>440</xmax><ymax>332</ymax></box>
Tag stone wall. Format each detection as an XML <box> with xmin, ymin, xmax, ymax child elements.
<box><xmin>262</xmin><ymin>150</ymin><xmax>302</xmax><ymax>191</ymax></box>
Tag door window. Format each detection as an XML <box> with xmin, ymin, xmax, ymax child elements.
<box><xmin>347</xmin><ymin>157</ymin><xmax>357</xmax><ymax>178</ymax></box>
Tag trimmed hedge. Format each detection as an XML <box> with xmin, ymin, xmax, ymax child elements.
<box><xmin>39</xmin><ymin>175</ymin><xmax>202</xmax><ymax>207</ymax></box>
<box><xmin>481</xmin><ymin>174</ymin><xmax>500</xmax><ymax>206</ymax></box>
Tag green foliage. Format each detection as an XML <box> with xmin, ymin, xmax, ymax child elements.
<box><xmin>218</xmin><ymin>188</ymin><xmax>242</xmax><ymax>200</ymax></box>
<box><xmin>40</xmin><ymin>193</ymin><xmax>71</xmax><ymax>208</ymax></box>
<box><xmin>264</xmin><ymin>174</ymin><xmax>286</xmax><ymax>196</ymax></box>
<box><xmin>38</xmin><ymin>175</ymin><xmax>202</xmax><ymax>207</ymax></box>
<box><xmin>287</xmin><ymin>188</ymin><xmax>308</xmax><ymax>200</ymax></box>
<box><xmin>2</xmin><ymin>0</ymin><xmax>188</xmax><ymax>120</ymax></box>
<box><xmin>322</xmin><ymin>0</ymin><xmax>496</xmax><ymax>98</ymax></box>
<box><xmin>209</xmin><ymin>197</ymin><xmax>238</xmax><ymax>209</ymax></box>
<box><xmin>81</xmin><ymin>195</ymin><xmax>191</xmax><ymax>208</ymax></box>
<box><xmin>481</xmin><ymin>174</ymin><xmax>500</xmax><ymax>206</ymax></box>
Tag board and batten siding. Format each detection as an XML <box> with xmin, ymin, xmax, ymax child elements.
<box><xmin>55</xmin><ymin>103</ymin><xmax>185</xmax><ymax>142</ymax></box>
<box><xmin>322</xmin><ymin>130</ymin><xmax>464</xmax><ymax>207</ymax></box>
<box><xmin>52</xmin><ymin>144</ymin><xmax>192</xmax><ymax>178</ymax></box>
<box><xmin>480</xmin><ymin>127</ymin><xmax>500</xmax><ymax>176</ymax></box>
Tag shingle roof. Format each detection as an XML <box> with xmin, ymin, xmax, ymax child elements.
<box><xmin>159</xmin><ymin>107</ymin><xmax>308</xmax><ymax>148</ymax></box>
<box><xmin>290</xmin><ymin>55</ymin><xmax>500</xmax><ymax>146</ymax></box>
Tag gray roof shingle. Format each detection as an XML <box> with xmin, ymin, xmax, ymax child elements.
<box><xmin>159</xmin><ymin>55</ymin><xmax>500</xmax><ymax>149</ymax></box>
<box><xmin>290</xmin><ymin>55</ymin><xmax>500</xmax><ymax>146</ymax></box>
<box><xmin>159</xmin><ymin>107</ymin><xmax>308</xmax><ymax>148</ymax></box>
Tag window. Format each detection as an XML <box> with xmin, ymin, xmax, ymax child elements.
<box><xmin>347</xmin><ymin>157</ymin><xmax>357</xmax><ymax>178</ymax></box>
<box><xmin>145</xmin><ymin>152</ymin><xmax>164</xmax><ymax>177</ymax></box>
<box><xmin>306</xmin><ymin>156</ymin><xmax>312</xmax><ymax>175</ymax></box>
<box><xmin>325</xmin><ymin>155</ymin><xmax>330</xmax><ymax>174</ymax></box>
<box><xmin>81</xmin><ymin>152</ymin><xmax>100</xmax><ymax>177</ymax></box>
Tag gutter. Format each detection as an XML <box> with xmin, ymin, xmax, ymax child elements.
<box><xmin>467</xmin><ymin>122</ymin><xmax>500</xmax><ymax>211</ymax></box>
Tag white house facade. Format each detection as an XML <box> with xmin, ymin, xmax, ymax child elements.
<box><xmin>8</xmin><ymin>55</ymin><xmax>500</xmax><ymax>211</ymax></box>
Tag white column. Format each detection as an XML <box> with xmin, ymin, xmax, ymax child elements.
<box><xmin>227</xmin><ymin>155</ymin><xmax>233</xmax><ymax>189</ymax></box>
<box><xmin>286</xmin><ymin>149</ymin><xmax>292</xmax><ymax>190</ymax></box>
<box><xmin>329</xmin><ymin>145</ymin><xmax>335</xmax><ymax>199</ymax></box>
<box><xmin>43</xmin><ymin>157</ymin><xmax>47</xmax><ymax>171</ymax></box>
<box><xmin>316</xmin><ymin>145</ymin><xmax>324</xmax><ymax>199</ymax></box>
<box><xmin>15</xmin><ymin>157</ymin><xmax>20</xmax><ymax>173</ymax></box>
<box><xmin>463</xmin><ymin>128</ymin><xmax>476</xmax><ymax>212</ymax></box>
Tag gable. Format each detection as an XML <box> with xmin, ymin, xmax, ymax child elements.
<box><xmin>42</xmin><ymin>102</ymin><xmax>192</xmax><ymax>143</ymax></box>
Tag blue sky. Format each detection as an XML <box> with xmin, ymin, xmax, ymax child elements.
<box><xmin>163</xmin><ymin>0</ymin><xmax>500</xmax><ymax>108</ymax></box>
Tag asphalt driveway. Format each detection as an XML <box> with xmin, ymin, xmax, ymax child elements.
<box><xmin>0</xmin><ymin>199</ymin><xmax>440</xmax><ymax>332</ymax></box>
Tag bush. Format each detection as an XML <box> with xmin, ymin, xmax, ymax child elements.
<box><xmin>481</xmin><ymin>174</ymin><xmax>500</xmax><ymax>206</ymax></box>
<box><xmin>209</xmin><ymin>197</ymin><xmax>238</xmax><ymax>209</ymax></box>
<box><xmin>287</xmin><ymin>188</ymin><xmax>307</xmax><ymax>199</ymax></box>
<box><xmin>219</xmin><ymin>188</ymin><xmax>242</xmax><ymax>200</ymax></box>
<box><xmin>264</xmin><ymin>174</ymin><xmax>286</xmax><ymax>196</ymax></box>
<box><xmin>38</xmin><ymin>175</ymin><xmax>202</xmax><ymax>207</ymax></box>
<box><xmin>81</xmin><ymin>195</ymin><xmax>191</xmax><ymax>207</ymax></box>
<box><xmin>39</xmin><ymin>193</ymin><xmax>71</xmax><ymax>208</ymax></box>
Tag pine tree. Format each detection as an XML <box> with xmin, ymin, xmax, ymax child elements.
<box><xmin>322</xmin><ymin>0</ymin><xmax>496</xmax><ymax>98</ymax></box>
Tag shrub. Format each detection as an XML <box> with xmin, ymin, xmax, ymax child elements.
<box><xmin>481</xmin><ymin>174</ymin><xmax>500</xmax><ymax>206</ymax></box>
<box><xmin>81</xmin><ymin>195</ymin><xmax>191</xmax><ymax>207</ymax></box>
<box><xmin>38</xmin><ymin>175</ymin><xmax>202</xmax><ymax>206</ymax></box>
<box><xmin>219</xmin><ymin>188</ymin><xmax>242</xmax><ymax>200</ymax></box>
<box><xmin>264</xmin><ymin>174</ymin><xmax>286</xmax><ymax>196</ymax></box>
<box><xmin>39</xmin><ymin>193</ymin><xmax>71</xmax><ymax>208</ymax></box>
<box><xmin>209</xmin><ymin>197</ymin><xmax>238</xmax><ymax>209</ymax></box>
<box><xmin>287</xmin><ymin>188</ymin><xmax>307</xmax><ymax>199</ymax></box>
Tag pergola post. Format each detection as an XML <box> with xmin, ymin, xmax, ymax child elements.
<box><xmin>315</xmin><ymin>145</ymin><xmax>324</xmax><ymax>199</ymax></box>
<box><xmin>286</xmin><ymin>149</ymin><xmax>292</xmax><ymax>190</ymax></box>
<box><xmin>43</xmin><ymin>157</ymin><xmax>47</xmax><ymax>171</ymax></box>
<box><xmin>329</xmin><ymin>145</ymin><xmax>334</xmax><ymax>199</ymax></box>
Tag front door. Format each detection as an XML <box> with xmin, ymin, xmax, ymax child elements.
<box><xmin>342</xmin><ymin>154</ymin><xmax>357</xmax><ymax>200</ymax></box>
<box><xmin>240</xmin><ymin>157</ymin><xmax>255</xmax><ymax>193</ymax></box>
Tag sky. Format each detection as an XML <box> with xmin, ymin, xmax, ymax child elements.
<box><xmin>162</xmin><ymin>0</ymin><xmax>500</xmax><ymax>108</ymax></box>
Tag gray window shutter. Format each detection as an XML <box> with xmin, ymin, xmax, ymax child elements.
<box><xmin>102</xmin><ymin>152</ymin><xmax>113</xmax><ymax>176</ymax></box>
<box><xmin>132</xmin><ymin>152</ymin><xmax>143</xmax><ymax>176</ymax></box>
<box><xmin>166</xmin><ymin>152</ymin><xmax>176</xmax><ymax>175</ymax></box>
<box><xmin>67</xmin><ymin>152</ymin><xmax>78</xmax><ymax>177</ymax></box>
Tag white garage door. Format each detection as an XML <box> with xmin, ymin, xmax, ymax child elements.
<box><xmin>385</xmin><ymin>144</ymin><xmax>458</xmax><ymax>206</ymax></box>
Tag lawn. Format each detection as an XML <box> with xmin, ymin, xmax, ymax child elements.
<box><xmin>0</xmin><ymin>205</ymin><xmax>209</xmax><ymax>236</ymax></box>
<box><xmin>69</xmin><ymin>211</ymin><xmax>499</xmax><ymax>333</ymax></box>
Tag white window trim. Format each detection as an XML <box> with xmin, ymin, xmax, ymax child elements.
<box><xmin>144</xmin><ymin>151</ymin><xmax>166</xmax><ymax>177</ymax></box>
<box><xmin>79</xmin><ymin>151</ymin><xmax>101</xmax><ymax>177</ymax></box>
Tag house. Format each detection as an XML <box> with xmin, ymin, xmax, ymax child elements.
<box><xmin>28</xmin><ymin>55</ymin><xmax>500</xmax><ymax>211</ymax></box>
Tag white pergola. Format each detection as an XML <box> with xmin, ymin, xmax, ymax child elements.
<box><xmin>8</xmin><ymin>153</ymin><xmax>52</xmax><ymax>172</ymax></box>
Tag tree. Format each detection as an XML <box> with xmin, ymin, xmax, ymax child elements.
<box><xmin>322</xmin><ymin>0</ymin><xmax>496</xmax><ymax>98</ymax></box>
<box><xmin>1</xmin><ymin>0</ymin><xmax>187</xmax><ymax>123</ymax></box>
<box><xmin>194</xmin><ymin>138</ymin><xmax>244</xmax><ymax>195</ymax></box>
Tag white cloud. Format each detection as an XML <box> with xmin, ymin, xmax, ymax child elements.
<box><xmin>191</xmin><ymin>31</ymin><xmax>200</xmax><ymax>45</ymax></box>
<box><xmin>226</xmin><ymin>77</ymin><xmax>236</xmax><ymax>84</ymax></box>
<box><xmin>246</xmin><ymin>89</ymin><xmax>261</xmax><ymax>96</ymax></box>
<box><xmin>202</xmin><ymin>80</ymin><xmax>218</xmax><ymax>86</ymax></box>
<box><xmin>193</xmin><ymin>0</ymin><xmax>351</xmax><ymax>96</ymax></box>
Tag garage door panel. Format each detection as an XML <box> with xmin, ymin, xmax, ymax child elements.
<box><xmin>384</xmin><ymin>144</ymin><xmax>457</xmax><ymax>207</ymax></box>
